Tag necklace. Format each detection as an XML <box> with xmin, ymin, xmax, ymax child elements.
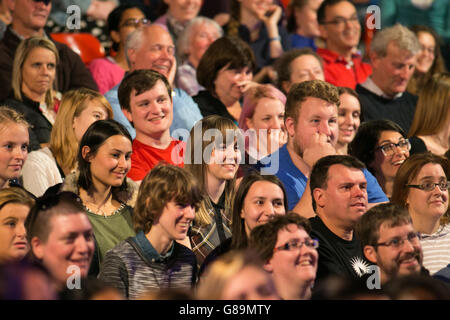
<box><xmin>83</xmin><ymin>190</ymin><xmax>113</xmax><ymax>218</ymax></box>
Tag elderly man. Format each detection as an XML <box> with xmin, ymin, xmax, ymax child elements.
<box><xmin>104</xmin><ymin>24</ymin><xmax>203</xmax><ymax>140</ymax></box>
<box><xmin>317</xmin><ymin>0</ymin><xmax>372</xmax><ymax>89</ymax></box>
<box><xmin>0</xmin><ymin>0</ymin><xmax>98</xmax><ymax>101</ymax></box>
<box><xmin>356</xmin><ymin>24</ymin><xmax>421</xmax><ymax>133</ymax></box>
<box><xmin>356</xmin><ymin>203</ymin><xmax>426</xmax><ymax>285</ymax></box>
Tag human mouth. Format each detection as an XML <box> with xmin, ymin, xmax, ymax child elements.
<box><xmin>13</xmin><ymin>241</ymin><xmax>27</xmax><ymax>249</ymax></box>
<box><xmin>392</xmin><ymin>159</ymin><xmax>405</xmax><ymax>166</ymax></box>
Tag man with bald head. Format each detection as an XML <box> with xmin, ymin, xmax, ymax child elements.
<box><xmin>104</xmin><ymin>23</ymin><xmax>202</xmax><ymax>140</ymax></box>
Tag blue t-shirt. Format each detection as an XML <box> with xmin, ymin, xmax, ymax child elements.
<box><xmin>258</xmin><ymin>145</ymin><xmax>388</xmax><ymax>210</ymax></box>
<box><xmin>289</xmin><ymin>33</ymin><xmax>317</xmax><ymax>51</ymax></box>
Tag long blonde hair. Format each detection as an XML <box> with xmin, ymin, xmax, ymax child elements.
<box><xmin>49</xmin><ymin>88</ymin><xmax>113</xmax><ymax>173</ymax></box>
<box><xmin>184</xmin><ymin>115</ymin><xmax>242</xmax><ymax>226</ymax></box>
<box><xmin>11</xmin><ymin>37</ymin><xmax>59</xmax><ymax>108</ymax></box>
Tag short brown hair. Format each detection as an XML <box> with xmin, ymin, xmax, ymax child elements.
<box><xmin>133</xmin><ymin>164</ymin><xmax>203</xmax><ymax>233</ymax></box>
<box><xmin>118</xmin><ymin>69</ymin><xmax>172</xmax><ymax>112</ymax></box>
<box><xmin>285</xmin><ymin>80</ymin><xmax>340</xmax><ymax>125</ymax></box>
<box><xmin>355</xmin><ymin>203</ymin><xmax>412</xmax><ymax>248</ymax></box>
<box><xmin>249</xmin><ymin>212</ymin><xmax>312</xmax><ymax>263</ymax></box>
<box><xmin>196</xmin><ymin>36</ymin><xmax>256</xmax><ymax>94</ymax></box>
<box><xmin>391</xmin><ymin>152</ymin><xmax>450</xmax><ymax>226</ymax></box>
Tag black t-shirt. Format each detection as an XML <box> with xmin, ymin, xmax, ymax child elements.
<box><xmin>309</xmin><ymin>216</ymin><xmax>373</xmax><ymax>282</ymax></box>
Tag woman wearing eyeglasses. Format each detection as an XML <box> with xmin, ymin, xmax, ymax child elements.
<box><xmin>391</xmin><ymin>152</ymin><xmax>450</xmax><ymax>274</ymax></box>
<box><xmin>408</xmin><ymin>72</ymin><xmax>450</xmax><ymax>156</ymax></box>
<box><xmin>198</xmin><ymin>171</ymin><xmax>287</xmax><ymax>276</ymax></box>
<box><xmin>349</xmin><ymin>119</ymin><xmax>410</xmax><ymax>199</ymax></box>
<box><xmin>89</xmin><ymin>4</ymin><xmax>149</xmax><ymax>94</ymax></box>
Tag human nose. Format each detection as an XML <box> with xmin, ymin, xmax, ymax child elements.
<box><xmin>16</xmin><ymin>222</ymin><xmax>26</xmax><ymax>238</ymax></box>
<box><xmin>75</xmin><ymin>236</ymin><xmax>90</xmax><ymax>254</ymax></box>
<box><xmin>318</xmin><ymin>121</ymin><xmax>332</xmax><ymax>136</ymax></box>
<box><xmin>13</xmin><ymin>146</ymin><xmax>26</xmax><ymax>160</ymax></box>
<box><xmin>183</xmin><ymin>206</ymin><xmax>195</xmax><ymax>220</ymax></box>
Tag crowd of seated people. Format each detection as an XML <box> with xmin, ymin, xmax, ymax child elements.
<box><xmin>1</xmin><ymin>0</ymin><xmax>450</xmax><ymax>301</ymax></box>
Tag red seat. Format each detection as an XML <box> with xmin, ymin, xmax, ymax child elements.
<box><xmin>51</xmin><ymin>33</ymin><xmax>105</xmax><ymax>65</ymax></box>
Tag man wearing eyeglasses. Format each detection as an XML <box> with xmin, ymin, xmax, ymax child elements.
<box><xmin>0</xmin><ymin>0</ymin><xmax>98</xmax><ymax>101</ymax></box>
<box><xmin>250</xmin><ymin>213</ymin><xmax>319</xmax><ymax>300</ymax></box>
<box><xmin>316</xmin><ymin>0</ymin><xmax>372</xmax><ymax>89</ymax></box>
<box><xmin>309</xmin><ymin>154</ymin><xmax>373</xmax><ymax>281</ymax></box>
<box><xmin>356</xmin><ymin>24</ymin><xmax>421</xmax><ymax>134</ymax></box>
<box><xmin>356</xmin><ymin>203</ymin><xmax>426</xmax><ymax>285</ymax></box>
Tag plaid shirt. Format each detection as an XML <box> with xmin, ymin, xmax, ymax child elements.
<box><xmin>189</xmin><ymin>195</ymin><xmax>232</xmax><ymax>266</ymax></box>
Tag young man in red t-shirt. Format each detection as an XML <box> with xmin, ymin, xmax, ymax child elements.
<box><xmin>118</xmin><ymin>69</ymin><xmax>185</xmax><ymax>182</ymax></box>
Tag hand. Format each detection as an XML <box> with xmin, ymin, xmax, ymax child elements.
<box><xmin>167</xmin><ymin>56</ymin><xmax>177</xmax><ymax>86</ymax></box>
<box><xmin>237</xmin><ymin>80</ymin><xmax>258</xmax><ymax>94</ymax></box>
<box><xmin>261</xmin><ymin>5</ymin><xmax>282</xmax><ymax>29</ymax></box>
<box><xmin>302</xmin><ymin>133</ymin><xmax>336</xmax><ymax>168</ymax></box>
<box><xmin>87</xmin><ymin>0</ymin><xmax>117</xmax><ymax>21</ymax></box>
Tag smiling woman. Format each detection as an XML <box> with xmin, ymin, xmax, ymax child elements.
<box><xmin>56</xmin><ymin>120</ymin><xmax>139</xmax><ymax>275</ymax></box>
<box><xmin>3</xmin><ymin>37</ymin><xmax>60</xmax><ymax>151</ymax></box>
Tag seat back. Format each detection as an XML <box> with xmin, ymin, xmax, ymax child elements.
<box><xmin>51</xmin><ymin>33</ymin><xmax>105</xmax><ymax>65</ymax></box>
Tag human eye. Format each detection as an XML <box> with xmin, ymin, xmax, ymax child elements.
<box><xmin>360</xmin><ymin>183</ymin><xmax>367</xmax><ymax>191</ymax></box>
<box><xmin>93</xmin><ymin>112</ymin><xmax>102</xmax><ymax>119</ymax></box>
<box><xmin>4</xmin><ymin>220</ymin><xmax>16</xmax><ymax>228</ymax></box>
<box><xmin>85</xmin><ymin>231</ymin><xmax>94</xmax><ymax>242</ymax></box>
<box><xmin>329</xmin><ymin>117</ymin><xmax>337</xmax><ymax>124</ymax></box>
<box><xmin>4</xmin><ymin>143</ymin><xmax>12</xmax><ymax>150</ymax></box>
<box><xmin>381</xmin><ymin>143</ymin><xmax>393</xmax><ymax>152</ymax></box>
<box><xmin>32</xmin><ymin>62</ymin><xmax>41</xmax><ymax>68</ymax></box>
<box><xmin>47</xmin><ymin>63</ymin><xmax>56</xmax><ymax>69</ymax></box>
<box><xmin>273</xmin><ymin>199</ymin><xmax>283</xmax><ymax>207</ymax></box>
<box><xmin>388</xmin><ymin>238</ymin><xmax>401</xmax><ymax>247</ymax></box>
<box><xmin>421</xmin><ymin>182</ymin><xmax>436</xmax><ymax>191</ymax></box>
<box><xmin>407</xmin><ymin>232</ymin><xmax>419</xmax><ymax>242</ymax></box>
<box><xmin>21</xmin><ymin>144</ymin><xmax>29</xmax><ymax>151</ymax></box>
<box><xmin>352</xmin><ymin>111</ymin><xmax>360</xmax><ymax>118</ymax></box>
<box><xmin>125</xmin><ymin>152</ymin><xmax>132</xmax><ymax>161</ymax></box>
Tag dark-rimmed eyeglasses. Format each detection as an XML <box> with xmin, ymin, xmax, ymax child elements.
<box><xmin>32</xmin><ymin>0</ymin><xmax>51</xmax><ymax>5</ymax></box>
<box><xmin>120</xmin><ymin>18</ymin><xmax>151</xmax><ymax>28</ymax></box>
<box><xmin>373</xmin><ymin>232</ymin><xmax>420</xmax><ymax>248</ymax></box>
<box><xmin>273</xmin><ymin>238</ymin><xmax>319</xmax><ymax>253</ymax></box>
<box><xmin>375</xmin><ymin>139</ymin><xmax>411</xmax><ymax>157</ymax></box>
<box><xmin>320</xmin><ymin>16</ymin><xmax>359</xmax><ymax>27</ymax></box>
<box><xmin>406</xmin><ymin>181</ymin><xmax>450</xmax><ymax>192</ymax></box>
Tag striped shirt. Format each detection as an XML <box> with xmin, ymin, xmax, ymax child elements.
<box><xmin>420</xmin><ymin>224</ymin><xmax>450</xmax><ymax>275</ymax></box>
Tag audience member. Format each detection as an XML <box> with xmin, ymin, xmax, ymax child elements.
<box><xmin>391</xmin><ymin>153</ymin><xmax>450</xmax><ymax>274</ymax></box>
<box><xmin>384</xmin><ymin>274</ymin><xmax>450</xmax><ymax>300</ymax></box>
<box><xmin>104</xmin><ymin>24</ymin><xmax>203</xmax><ymax>140</ymax></box>
<box><xmin>356</xmin><ymin>24</ymin><xmax>421</xmax><ymax>134</ymax></box>
<box><xmin>335</xmin><ymin>87</ymin><xmax>361</xmax><ymax>155</ymax></box>
<box><xmin>259</xmin><ymin>80</ymin><xmax>387</xmax><ymax>216</ymax></box>
<box><xmin>0</xmin><ymin>106</ymin><xmax>29</xmax><ymax>189</ymax></box>
<box><xmin>317</xmin><ymin>0</ymin><xmax>371</xmax><ymax>88</ymax></box>
<box><xmin>0</xmin><ymin>259</ymin><xmax>57</xmax><ymax>299</ymax></box>
<box><xmin>175</xmin><ymin>17</ymin><xmax>223</xmax><ymax>96</ymax></box>
<box><xmin>0</xmin><ymin>187</ymin><xmax>34</xmax><ymax>263</ymax></box>
<box><xmin>225</xmin><ymin>0</ymin><xmax>290</xmax><ymax>75</ymax></box>
<box><xmin>274</xmin><ymin>48</ymin><xmax>324</xmax><ymax>94</ymax></box>
<box><xmin>196</xmin><ymin>249</ymin><xmax>280</xmax><ymax>300</ymax></box>
<box><xmin>356</xmin><ymin>202</ymin><xmax>427</xmax><ymax>286</ymax></box>
<box><xmin>0</xmin><ymin>0</ymin><xmax>11</xmax><ymax>39</ymax></box>
<box><xmin>309</xmin><ymin>155</ymin><xmax>372</xmax><ymax>282</ymax></box>
<box><xmin>3</xmin><ymin>37</ymin><xmax>59</xmax><ymax>151</ymax></box>
<box><xmin>349</xmin><ymin>119</ymin><xmax>410</xmax><ymax>199</ymax></box>
<box><xmin>195</xmin><ymin>36</ymin><xmax>256</xmax><ymax>123</ymax></box>
<box><xmin>99</xmin><ymin>164</ymin><xmax>201</xmax><ymax>299</ymax></box>
<box><xmin>184</xmin><ymin>115</ymin><xmax>241</xmax><ymax>265</ymax></box>
<box><xmin>0</xmin><ymin>0</ymin><xmax>98</xmax><ymax>102</ymax></box>
<box><xmin>58</xmin><ymin>120</ymin><xmax>138</xmax><ymax>272</ymax></box>
<box><xmin>250</xmin><ymin>212</ymin><xmax>318</xmax><ymax>300</ymax></box>
<box><xmin>154</xmin><ymin>0</ymin><xmax>202</xmax><ymax>43</ymax></box>
<box><xmin>239</xmin><ymin>84</ymin><xmax>287</xmax><ymax>160</ymax></box>
<box><xmin>25</xmin><ymin>191</ymin><xmax>95</xmax><ymax>292</ymax></box>
<box><xmin>118</xmin><ymin>69</ymin><xmax>185</xmax><ymax>182</ymax></box>
<box><xmin>59</xmin><ymin>277</ymin><xmax>124</xmax><ymax>300</ymax></box>
<box><xmin>406</xmin><ymin>25</ymin><xmax>447</xmax><ymax>96</ymax></box>
<box><xmin>89</xmin><ymin>4</ymin><xmax>149</xmax><ymax>94</ymax></box>
<box><xmin>286</xmin><ymin>0</ymin><xmax>323</xmax><ymax>50</ymax></box>
<box><xmin>22</xmin><ymin>88</ymin><xmax>112</xmax><ymax>197</ymax></box>
<box><xmin>408</xmin><ymin>72</ymin><xmax>450</xmax><ymax>156</ymax></box>
<box><xmin>199</xmin><ymin>171</ymin><xmax>288</xmax><ymax>275</ymax></box>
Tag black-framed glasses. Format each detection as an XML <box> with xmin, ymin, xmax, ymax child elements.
<box><xmin>320</xmin><ymin>16</ymin><xmax>359</xmax><ymax>27</ymax></box>
<box><xmin>120</xmin><ymin>18</ymin><xmax>151</xmax><ymax>28</ymax></box>
<box><xmin>375</xmin><ymin>139</ymin><xmax>411</xmax><ymax>157</ymax></box>
<box><xmin>32</xmin><ymin>0</ymin><xmax>51</xmax><ymax>5</ymax></box>
<box><xmin>273</xmin><ymin>238</ymin><xmax>319</xmax><ymax>253</ymax></box>
<box><xmin>373</xmin><ymin>232</ymin><xmax>420</xmax><ymax>249</ymax></box>
<box><xmin>406</xmin><ymin>181</ymin><xmax>450</xmax><ymax>192</ymax></box>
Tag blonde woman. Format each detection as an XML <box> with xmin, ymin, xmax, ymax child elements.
<box><xmin>184</xmin><ymin>115</ymin><xmax>242</xmax><ymax>265</ymax></box>
<box><xmin>408</xmin><ymin>72</ymin><xmax>450</xmax><ymax>156</ymax></box>
<box><xmin>3</xmin><ymin>37</ymin><xmax>60</xmax><ymax>151</ymax></box>
<box><xmin>0</xmin><ymin>106</ymin><xmax>29</xmax><ymax>189</ymax></box>
<box><xmin>22</xmin><ymin>88</ymin><xmax>113</xmax><ymax>197</ymax></box>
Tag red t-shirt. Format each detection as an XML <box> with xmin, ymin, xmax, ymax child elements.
<box><xmin>317</xmin><ymin>48</ymin><xmax>372</xmax><ymax>89</ymax></box>
<box><xmin>128</xmin><ymin>139</ymin><xmax>185</xmax><ymax>181</ymax></box>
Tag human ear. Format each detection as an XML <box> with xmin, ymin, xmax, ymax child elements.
<box><xmin>313</xmin><ymin>188</ymin><xmax>325</xmax><ymax>208</ymax></box>
<box><xmin>81</xmin><ymin>145</ymin><xmax>92</xmax><ymax>162</ymax></box>
<box><xmin>363</xmin><ymin>245</ymin><xmax>378</xmax><ymax>264</ymax></box>
<box><xmin>31</xmin><ymin>237</ymin><xmax>45</xmax><ymax>260</ymax></box>
<box><xmin>284</xmin><ymin>117</ymin><xmax>296</xmax><ymax>138</ymax></box>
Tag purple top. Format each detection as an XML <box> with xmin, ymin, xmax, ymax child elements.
<box><xmin>88</xmin><ymin>56</ymin><xmax>125</xmax><ymax>94</ymax></box>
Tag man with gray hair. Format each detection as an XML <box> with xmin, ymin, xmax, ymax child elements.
<box><xmin>104</xmin><ymin>23</ymin><xmax>203</xmax><ymax>140</ymax></box>
<box><xmin>356</xmin><ymin>24</ymin><xmax>421</xmax><ymax>133</ymax></box>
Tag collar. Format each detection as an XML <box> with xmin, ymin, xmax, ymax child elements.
<box><xmin>317</xmin><ymin>48</ymin><xmax>360</xmax><ymax>64</ymax></box>
<box><xmin>9</xmin><ymin>26</ymin><xmax>48</xmax><ymax>41</ymax></box>
<box><xmin>360</xmin><ymin>77</ymin><xmax>403</xmax><ymax>99</ymax></box>
<box><xmin>135</xmin><ymin>230</ymin><xmax>174</xmax><ymax>262</ymax></box>
<box><xmin>166</xmin><ymin>13</ymin><xmax>189</xmax><ymax>37</ymax></box>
